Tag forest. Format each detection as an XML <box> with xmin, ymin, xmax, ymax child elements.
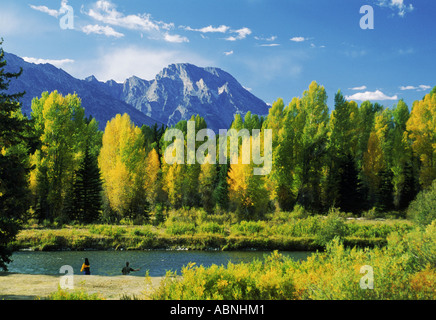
<box><xmin>1</xmin><ymin>37</ymin><xmax>436</xmax><ymax>228</ymax></box>
<box><xmin>17</xmin><ymin>82</ymin><xmax>436</xmax><ymax>226</ymax></box>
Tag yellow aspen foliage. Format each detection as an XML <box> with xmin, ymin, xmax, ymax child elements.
<box><xmin>198</xmin><ymin>154</ymin><xmax>217</xmax><ymax>212</ymax></box>
<box><xmin>406</xmin><ymin>91</ymin><xmax>436</xmax><ymax>188</ymax></box>
<box><xmin>144</xmin><ymin>148</ymin><xmax>161</xmax><ymax>205</ymax></box>
<box><xmin>98</xmin><ymin>113</ymin><xmax>147</xmax><ymax>217</ymax></box>
<box><xmin>363</xmin><ymin>131</ymin><xmax>384</xmax><ymax>191</ymax></box>
<box><xmin>162</xmin><ymin>162</ymin><xmax>184</xmax><ymax>208</ymax></box>
<box><xmin>227</xmin><ymin>139</ymin><xmax>269</xmax><ymax>218</ymax></box>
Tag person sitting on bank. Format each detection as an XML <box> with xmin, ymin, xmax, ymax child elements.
<box><xmin>81</xmin><ymin>258</ymin><xmax>91</xmax><ymax>275</ymax></box>
<box><xmin>122</xmin><ymin>262</ymin><xmax>139</xmax><ymax>275</ymax></box>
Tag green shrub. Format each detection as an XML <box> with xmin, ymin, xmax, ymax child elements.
<box><xmin>165</xmin><ymin>222</ymin><xmax>197</xmax><ymax>235</ymax></box>
<box><xmin>314</xmin><ymin>209</ymin><xmax>347</xmax><ymax>247</ymax></box>
<box><xmin>89</xmin><ymin>225</ymin><xmax>126</xmax><ymax>239</ymax></box>
<box><xmin>152</xmin><ymin>252</ymin><xmax>296</xmax><ymax>300</ymax></box>
<box><xmin>198</xmin><ymin>222</ymin><xmax>226</xmax><ymax>235</ymax></box>
<box><xmin>132</xmin><ymin>226</ymin><xmax>157</xmax><ymax>238</ymax></box>
<box><xmin>230</xmin><ymin>221</ymin><xmax>267</xmax><ymax>236</ymax></box>
<box><xmin>407</xmin><ymin>181</ymin><xmax>436</xmax><ymax>227</ymax></box>
<box><xmin>152</xmin><ymin>230</ymin><xmax>436</xmax><ymax>300</ymax></box>
<box><xmin>45</xmin><ymin>287</ymin><xmax>104</xmax><ymax>300</ymax></box>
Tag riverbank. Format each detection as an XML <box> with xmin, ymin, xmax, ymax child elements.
<box><xmin>10</xmin><ymin>217</ymin><xmax>410</xmax><ymax>252</ymax></box>
<box><xmin>0</xmin><ymin>273</ymin><xmax>162</xmax><ymax>300</ymax></box>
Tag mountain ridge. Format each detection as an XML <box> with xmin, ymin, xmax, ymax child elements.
<box><xmin>3</xmin><ymin>52</ymin><xmax>269</xmax><ymax>131</ymax></box>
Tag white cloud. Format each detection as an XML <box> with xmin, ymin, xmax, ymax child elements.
<box><xmin>83</xmin><ymin>1</ymin><xmax>196</xmax><ymax>43</ymax></box>
<box><xmin>87</xmin><ymin>1</ymin><xmax>162</xmax><ymax>31</ymax></box>
<box><xmin>350</xmin><ymin>86</ymin><xmax>368</xmax><ymax>90</ymax></box>
<box><xmin>345</xmin><ymin>90</ymin><xmax>398</xmax><ymax>101</ymax></box>
<box><xmin>82</xmin><ymin>24</ymin><xmax>124</xmax><ymax>38</ymax></box>
<box><xmin>375</xmin><ymin>0</ymin><xmax>414</xmax><ymax>17</ymax></box>
<box><xmin>182</xmin><ymin>23</ymin><xmax>252</xmax><ymax>41</ymax></box>
<box><xmin>290</xmin><ymin>36</ymin><xmax>307</xmax><ymax>42</ymax></box>
<box><xmin>255</xmin><ymin>35</ymin><xmax>277</xmax><ymax>42</ymax></box>
<box><xmin>225</xmin><ymin>27</ymin><xmax>252</xmax><ymax>41</ymax></box>
<box><xmin>183</xmin><ymin>25</ymin><xmax>230</xmax><ymax>33</ymax></box>
<box><xmin>29</xmin><ymin>5</ymin><xmax>61</xmax><ymax>18</ymax></box>
<box><xmin>400</xmin><ymin>85</ymin><xmax>416</xmax><ymax>90</ymax></box>
<box><xmin>29</xmin><ymin>0</ymin><xmax>70</xmax><ymax>18</ymax></box>
<box><xmin>84</xmin><ymin>0</ymin><xmax>178</xmax><ymax>43</ymax></box>
<box><xmin>22</xmin><ymin>57</ymin><xmax>75</xmax><ymax>68</ymax></box>
<box><xmin>400</xmin><ymin>85</ymin><xmax>431</xmax><ymax>91</ymax></box>
<box><xmin>418</xmin><ymin>85</ymin><xmax>431</xmax><ymax>91</ymax></box>
<box><xmin>260</xmin><ymin>44</ymin><xmax>280</xmax><ymax>47</ymax></box>
<box><xmin>224</xmin><ymin>50</ymin><xmax>234</xmax><ymax>56</ymax></box>
<box><xmin>164</xmin><ymin>33</ymin><xmax>189</xmax><ymax>43</ymax></box>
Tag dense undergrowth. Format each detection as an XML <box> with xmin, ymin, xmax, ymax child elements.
<box><xmin>13</xmin><ymin>208</ymin><xmax>413</xmax><ymax>251</ymax></box>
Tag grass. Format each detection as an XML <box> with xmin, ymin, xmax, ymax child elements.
<box><xmin>11</xmin><ymin>210</ymin><xmax>413</xmax><ymax>251</ymax></box>
<box><xmin>42</xmin><ymin>286</ymin><xmax>104</xmax><ymax>300</ymax></box>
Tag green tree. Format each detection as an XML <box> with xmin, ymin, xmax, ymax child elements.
<box><xmin>326</xmin><ymin>91</ymin><xmax>361</xmax><ymax>212</ymax></box>
<box><xmin>30</xmin><ymin>91</ymin><xmax>88</xmax><ymax>222</ymax></box>
<box><xmin>267</xmin><ymin>98</ymin><xmax>296</xmax><ymax>211</ymax></box>
<box><xmin>294</xmin><ymin>81</ymin><xmax>329</xmax><ymax>213</ymax></box>
<box><xmin>406</xmin><ymin>88</ymin><xmax>436</xmax><ymax>189</ymax></box>
<box><xmin>0</xmin><ymin>40</ymin><xmax>36</xmax><ymax>270</ymax></box>
<box><xmin>198</xmin><ymin>154</ymin><xmax>217</xmax><ymax>213</ymax></box>
<box><xmin>144</xmin><ymin>148</ymin><xmax>162</xmax><ymax>207</ymax></box>
<box><xmin>214</xmin><ymin>163</ymin><xmax>229</xmax><ymax>211</ymax></box>
<box><xmin>142</xmin><ymin>122</ymin><xmax>165</xmax><ymax>156</ymax></box>
<box><xmin>390</xmin><ymin>100</ymin><xmax>416</xmax><ymax>209</ymax></box>
<box><xmin>67</xmin><ymin>143</ymin><xmax>103</xmax><ymax>223</ymax></box>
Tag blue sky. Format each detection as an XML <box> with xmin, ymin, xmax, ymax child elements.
<box><xmin>1</xmin><ymin>0</ymin><xmax>435</xmax><ymax>108</ymax></box>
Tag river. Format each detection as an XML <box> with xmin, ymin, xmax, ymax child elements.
<box><xmin>7</xmin><ymin>250</ymin><xmax>312</xmax><ymax>277</ymax></box>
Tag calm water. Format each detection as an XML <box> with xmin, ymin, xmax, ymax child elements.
<box><xmin>7</xmin><ymin>250</ymin><xmax>311</xmax><ymax>277</ymax></box>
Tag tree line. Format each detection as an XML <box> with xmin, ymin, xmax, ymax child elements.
<box><xmin>2</xmin><ymin>44</ymin><xmax>436</xmax><ymax>229</ymax></box>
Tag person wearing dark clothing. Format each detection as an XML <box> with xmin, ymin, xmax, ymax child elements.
<box><xmin>122</xmin><ymin>262</ymin><xmax>139</xmax><ymax>275</ymax></box>
<box><xmin>81</xmin><ymin>258</ymin><xmax>91</xmax><ymax>275</ymax></box>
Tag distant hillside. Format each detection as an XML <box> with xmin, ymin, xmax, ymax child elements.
<box><xmin>3</xmin><ymin>52</ymin><xmax>161</xmax><ymax>130</ymax></box>
<box><xmin>4</xmin><ymin>52</ymin><xmax>269</xmax><ymax>131</ymax></box>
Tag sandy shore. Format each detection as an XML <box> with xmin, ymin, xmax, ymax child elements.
<box><xmin>0</xmin><ymin>273</ymin><xmax>163</xmax><ymax>300</ymax></box>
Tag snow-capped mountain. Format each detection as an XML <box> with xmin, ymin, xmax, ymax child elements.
<box><xmin>4</xmin><ymin>52</ymin><xmax>269</xmax><ymax>131</ymax></box>
<box><xmin>3</xmin><ymin>52</ymin><xmax>160</xmax><ymax>130</ymax></box>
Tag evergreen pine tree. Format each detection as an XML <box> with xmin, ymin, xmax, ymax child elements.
<box><xmin>69</xmin><ymin>144</ymin><xmax>103</xmax><ymax>223</ymax></box>
<box><xmin>337</xmin><ymin>154</ymin><xmax>364</xmax><ymax>214</ymax></box>
<box><xmin>399</xmin><ymin>161</ymin><xmax>418</xmax><ymax>210</ymax></box>
<box><xmin>377</xmin><ymin>168</ymin><xmax>394</xmax><ymax>212</ymax></box>
<box><xmin>214</xmin><ymin>163</ymin><xmax>229</xmax><ymax>211</ymax></box>
<box><xmin>0</xmin><ymin>40</ymin><xmax>36</xmax><ymax>270</ymax></box>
